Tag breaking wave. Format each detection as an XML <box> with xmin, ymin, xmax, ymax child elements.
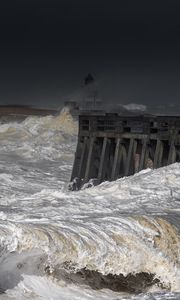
<box><xmin>0</xmin><ymin>106</ymin><xmax>78</xmax><ymax>160</ymax></box>
<box><xmin>0</xmin><ymin>215</ymin><xmax>179</xmax><ymax>298</ymax></box>
<box><xmin>0</xmin><ymin>107</ymin><xmax>179</xmax><ymax>299</ymax></box>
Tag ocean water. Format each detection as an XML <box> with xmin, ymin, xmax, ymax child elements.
<box><xmin>0</xmin><ymin>108</ymin><xmax>179</xmax><ymax>300</ymax></box>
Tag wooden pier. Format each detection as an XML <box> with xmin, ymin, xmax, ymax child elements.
<box><xmin>70</xmin><ymin>112</ymin><xmax>180</xmax><ymax>189</ymax></box>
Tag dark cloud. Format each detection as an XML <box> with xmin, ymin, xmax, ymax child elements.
<box><xmin>0</xmin><ymin>0</ymin><xmax>180</xmax><ymax>111</ymax></box>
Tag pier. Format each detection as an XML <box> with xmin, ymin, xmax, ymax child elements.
<box><xmin>70</xmin><ymin>112</ymin><xmax>180</xmax><ymax>189</ymax></box>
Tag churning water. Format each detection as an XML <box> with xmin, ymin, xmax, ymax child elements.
<box><xmin>0</xmin><ymin>107</ymin><xmax>179</xmax><ymax>300</ymax></box>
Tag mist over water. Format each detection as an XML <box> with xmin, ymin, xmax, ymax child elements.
<box><xmin>0</xmin><ymin>108</ymin><xmax>179</xmax><ymax>299</ymax></box>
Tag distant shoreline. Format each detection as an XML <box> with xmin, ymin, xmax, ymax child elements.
<box><xmin>0</xmin><ymin>105</ymin><xmax>59</xmax><ymax>123</ymax></box>
<box><xmin>0</xmin><ymin>105</ymin><xmax>58</xmax><ymax>116</ymax></box>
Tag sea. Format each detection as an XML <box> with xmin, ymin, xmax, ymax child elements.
<box><xmin>0</xmin><ymin>107</ymin><xmax>179</xmax><ymax>300</ymax></box>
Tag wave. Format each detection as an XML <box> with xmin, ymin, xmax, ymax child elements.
<box><xmin>0</xmin><ymin>107</ymin><xmax>78</xmax><ymax>160</ymax></box>
<box><xmin>0</xmin><ymin>106</ymin><xmax>179</xmax><ymax>299</ymax></box>
<box><xmin>0</xmin><ymin>214</ymin><xmax>179</xmax><ymax>295</ymax></box>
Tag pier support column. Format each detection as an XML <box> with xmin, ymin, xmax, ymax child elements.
<box><xmin>168</xmin><ymin>138</ymin><xmax>176</xmax><ymax>165</ymax></box>
<box><xmin>125</xmin><ymin>138</ymin><xmax>134</xmax><ymax>176</ymax></box>
<box><xmin>157</xmin><ymin>140</ymin><xmax>164</xmax><ymax>168</ymax></box>
<box><xmin>154</xmin><ymin>139</ymin><xmax>163</xmax><ymax>168</ymax></box>
<box><xmin>139</xmin><ymin>138</ymin><xmax>147</xmax><ymax>171</ymax></box>
<box><xmin>98</xmin><ymin>137</ymin><xmax>108</xmax><ymax>182</ymax></box>
<box><xmin>144</xmin><ymin>145</ymin><xmax>151</xmax><ymax>168</ymax></box>
<box><xmin>84</xmin><ymin>136</ymin><xmax>95</xmax><ymax>182</ymax></box>
<box><xmin>119</xmin><ymin>144</ymin><xmax>127</xmax><ymax>177</ymax></box>
<box><xmin>70</xmin><ymin>137</ymin><xmax>82</xmax><ymax>181</ymax></box>
<box><xmin>133</xmin><ymin>140</ymin><xmax>138</xmax><ymax>173</ymax></box>
<box><xmin>133</xmin><ymin>140</ymin><xmax>138</xmax><ymax>157</ymax></box>
<box><xmin>78</xmin><ymin>137</ymin><xmax>88</xmax><ymax>178</ymax></box>
<box><xmin>111</xmin><ymin>138</ymin><xmax>122</xmax><ymax>180</ymax></box>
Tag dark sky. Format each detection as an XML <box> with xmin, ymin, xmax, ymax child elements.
<box><xmin>0</xmin><ymin>0</ymin><xmax>180</xmax><ymax>111</ymax></box>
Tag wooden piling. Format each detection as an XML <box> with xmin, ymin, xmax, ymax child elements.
<box><xmin>139</xmin><ymin>138</ymin><xmax>147</xmax><ymax>171</ymax></box>
<box><xmin>133</xmin><ymin>139</ymin><xmax>138</xmax><ymax>173</ymax></box>
<box><xmin>157</xmin><ymin>140</ymin><xmax>164</xmax><ymax>168</ymax></box>
<box><xmin>78</xmin><ymin>137</ymin><xmax>88</xmax><ymax>178</ymax></box>
<box><xmin>98</xmin><ymin>137</ymin><xmax>108</xmax><ymax>182</ymax></box>
<box><xmin>111</xmin><ymin>138</ymin><xmax>122</xmax><ymax>180</ymax></box>
<box><xmin>168</xmin><ymin>138</ymin><xmax>176</xmax><ymax>164</ymax></box>
<box><xmin>70</xmin><ymin>137</ymin><xmax>82</xmax><ymax>181</ymax></box>
<box><xmin>125</xmin><ymin>138</ymin><xmax>134</xmax><ymax>176</ymax></box>
<box><xmin>84</xmin><ymin>136</ymin><xmax>95</xmax><ymax>182</ymax></box>
<box><xmin>154</xmin><ymin>139</ymin><xmax>162</xmax><ymax>168</ymax></box>
<box><xmin>119</xmin><ymin>144</ymin><xmax>127</xmax><ymax>176</ymax></box>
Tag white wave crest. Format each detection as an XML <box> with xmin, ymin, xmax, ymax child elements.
<box><xmin>0</xmin><ymin>213</ymin><xmax>179</xmax><ymax>296</ymax></box>
<box><xmin>0</xmin><ymin>107</ymin><xmax>78</xmax><ymax>160</ymax></box>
